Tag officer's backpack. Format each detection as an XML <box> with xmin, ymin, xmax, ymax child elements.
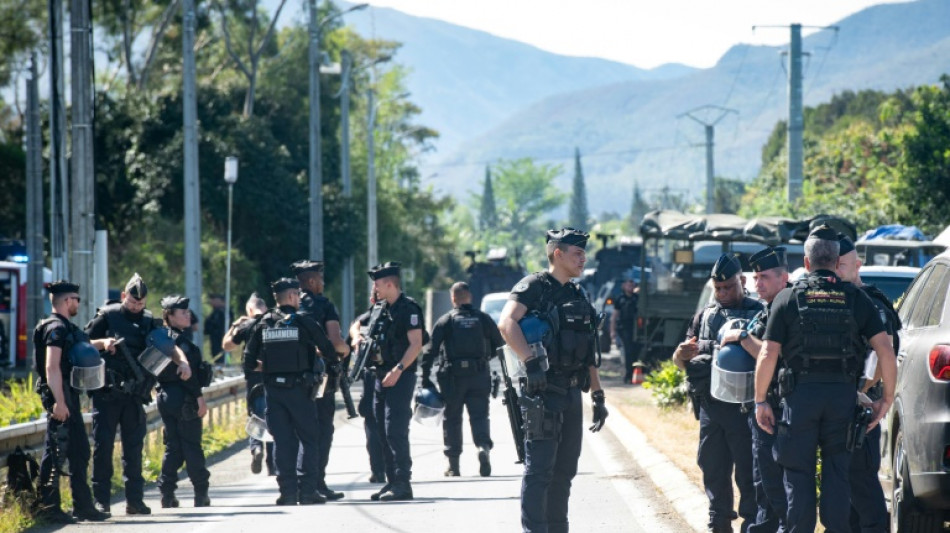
<box><xmin>5</xmin><ymin>446</ymin><xmax>39</xmax><ymax>496</ymax></box>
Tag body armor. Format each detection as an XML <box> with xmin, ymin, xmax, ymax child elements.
<box><xmin>785</xmin><ymin>276</ymin><xmax>864</xmax><ymax>376</ymax></box>
<box><xmin>260</xmin><ymin>312</ymin><xmax>311</xmax><ymax>375</ymax></box>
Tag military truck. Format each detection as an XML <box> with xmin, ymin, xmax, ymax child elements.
<box><xmin>464</xmin><ymin>248</ymin><xmax>526</xmax><ymax>309</ymax></box>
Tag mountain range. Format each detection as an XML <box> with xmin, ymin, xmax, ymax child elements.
<box><xmin>344</xmin><ymin>0</ymin><xmax>950</xmax><ymax>216</ymax></box>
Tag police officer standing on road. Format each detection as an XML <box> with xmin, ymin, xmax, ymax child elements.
<box><xmin>673</xmin><ymin>254</ymin><xmax>762</xmax><ymax>533</ymax></box>
<box><xmin>348</xmin><ymin>290</ymin><xmax>387</xmax><ymax>483</ymax></box>
<box><xmin>498</xmin><ymin>228</ymin><xmax>609</xmax><ymax>533</ymax></box>
<box><xmin>33</xmin><ymin>281</ymin><xmax>111</xmax><ymax>524</ymax></box>
<box><xmin>421</xmin><ymin>281</ymin><xmax>506</xmax><ymax>477</ymax></box>
<box><xmin>156</xmin><ymin>295</ymin><xmax>212</xmax><ymax>508</ymax></box>
<box><xmin>836</xmin><ymin>235</ymin><xmax>898</xmax><ymax>533</ymax></box>
<box><xmin>720</xmin><ymin>247</ymin><xmax>790</xmax><ymax>533</ymax></box>
<box><xmin>609</xmin><ymin>276</ymin><xmax>639</xmax><ymax>382</ymax></box>
<box><xmin>86</xmin><ymin>273</ymin><xmax>189</xmax><ymax>516</ymax></box>
<box><xmin>292</xmin><ymin>260</ymin><xmax>351</xmax><ymax>501</ymax></box>
<box><xmin>224</xmin><ymin>293</ymin><xmax>274</xmax><ymax>476</ymax></box>
<box><xmin>754</xmin><ymin>225</ymin><xmax>897</xmax><ymax>533</ymax></box>
<box><xmin>367</xmin><ymin>262</ymin><xmax>424</xmax><ymax>502</ymax></box>
<box><xmin>243</xmin><ymin>278</ymin><xmax>339</xmax><ymax>505</ymax></box>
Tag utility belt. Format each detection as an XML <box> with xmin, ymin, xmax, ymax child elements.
<box><xmin>439</xmin><ymin>358</ymin><xmax>488</xmax><ymax>377</ymax></box>
<box><xmin>776</xmin><ymin>366</ymin><xmax>858</xmax><ymax>398</ymax></box>
<box><xmin>100</xmin><ymin>369</ymin><xmax>155</xmax><ymax>401</ymax></box>
<box><xmin>264</xmin><ymin>373</ymin><xmax>310</xmax><ymax>389</ymax></box>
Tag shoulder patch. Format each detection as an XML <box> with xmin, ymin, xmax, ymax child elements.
<box><xmin>513</xmin><ymin>281</ymin><xmax>529</xmax><ymax>293</ymax></box>
<box><xmin>410</xmin><ymin>314</ymin><xmax>419</xmax><ymax>326</ymax></box>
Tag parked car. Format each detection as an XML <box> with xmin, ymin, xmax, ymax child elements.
<box><xmin>479</xmin><ymin>291</ymin><xmax>509</xmax><ymax>324</ymax></box>
<box><xmin>879</xmin><ymin>251</ymin><xmax>950</xmax><ymax>532</ymax></box>
<box><xmin>858</xmin><ymin>265</ymin><xmax>919</xmax><ymax>304</ymax></box>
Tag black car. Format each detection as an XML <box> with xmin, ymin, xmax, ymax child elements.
<box><xmin>880</xmin><ymin>251</ymin><xmax>950</xmax><ymax>532</ymax></box>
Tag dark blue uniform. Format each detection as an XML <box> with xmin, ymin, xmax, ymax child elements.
<box><xmin>244</xmin><ymin>305</ymin><xmax>338</xmax><ymax>504</ymax></box>
<box><xmin>233</xmin><ymin>314</ymin><xmax>275</xmax><ymax>475</ymax></box>
<box><xmin>354</xmin><ymin>308</ymin><xmax>386</xmax><ymax>481</ymax></box>
<box><xmin>373</xmin><ymin>293</ymin><xmax>423</xmax><ymax>495</ymax></box>
<box><xmin>298</xmin><ymin>289</ymin><xmax>343</xmax><ymax>494</ymax></box>
<box><xmin>612</xmin><ymin>292</ymin><xmax>638</xmax><ymax>381</ymax></box>
<box><xmin>745</xmin><ymin>299</ymin><xmax>788</xmax><ymax>533</ymax></box>
<box><xmin>685</xmin><ymin>296</ymin><xmax>763</xmax><ymax>533</ymax></box>
<box><xmin>509</xmin><ymin>272</ymin><xmax>598</xmax><ymax>533</ymax></box>
<box><xmin>157</xmin><ymin>328</ymin><xmax>210</xmax><ymax>503</ymax></box>
<box><xmin>422</xmin><ymin>303</ymin><xmax>505</xmax><ymax>468</ymax></box>
<box><xmin>764</xmin><ymin>271</ymin><xmax>885</xmax><ymax>533</ymax></box>
<box><xmin>84</xmin><ymin>304</ymin><xmax>157</xmax><ymax>511</ymax></box>
<box><xmin>849</xmin><ymin>284</ymin><xmax>899</xmax><ymax>533</ymax></box>
<box><xmin>34</xmin><ymin>314</ymin><xmax>97</xmax><ymax>516</ymax></box>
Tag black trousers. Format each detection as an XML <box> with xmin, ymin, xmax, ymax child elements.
<box><xmin>618</xmin><ymin>330</ymin><xmax>636</xmax><ymax>380</ymax></box>
<box><xmin>265</xmin><ymin>382</ymin><xmax>320</xmax><ymax>499</ymax></box>
<box><xmin>438</xmin><ymin>370</ymin><xmax>493</xmax><ymax>457</ymax></box>
<box><xmin>748</xmin><ymin>407</ymin><xmax>787</xmax><ymax>533</ymax></box>
<box><xmin>157</xmin><ymin>392</ymin><xmax>209</xmax><ymax>495</ymax></box>
<box><xmin>38</xmin><ymin>391</ymin><xmax>95</xmax><ymax>511</ymax></box>
<box><xmin>849</xmin><ymin>425</ymin><xmax>887</xmax><ymax>532</ymax></box>
<box><xmin>359</xmin><ymin>369</ymin><xmax>386</xmax><ymax>475</ymax></box>
<box><xmin>90</xmin><ymin>391</ymin><xmax>146</xmax><ymax>505</ymax></box>
<box><xmin>314</xmin><ymin>388</ymin><xmax>336</xmax><ymax>488</ymax></box>
<box><xmin>374</xmin><ymin>368</ymin><xmax>416</xmax><ymax>485</ymax></box>
<box><xmin>698</xmin><ymin>398</ymin><xmax>756</xmax><ymax>531</ymax></box>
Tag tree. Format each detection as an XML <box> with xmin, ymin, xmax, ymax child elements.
<box><xmin>568</xmin><ymin>147</ymin><xmax>588</xmax><ymax>229</ymax></box>
<box><xmin>713</xmin><ymin>177</ymin><xmax>746</xmax><ymax>214</ymax></box>
<box><xmin>94</xmin><ymin>0</ymin><xmax>182</xmax><ymax>90</ymax></box>
<box><xmin>491</xmin><ymin>158</ymin><xmax>567</xmax><ymax>262</ymax></box>
<box><xmin>629</xmin><ymin>180</ymin><xmax>650</xmax><ymax>230</ymax></box>
<box><xmin>479</xmin><ymin>165</ymin><xmax>497</xmax><ymax>230</ymax></box>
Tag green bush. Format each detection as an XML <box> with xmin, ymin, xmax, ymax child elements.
<box><xmin>642</xmin><ymin>360</ymin><xmax>690</xmax><ymax>409</ymax></box>
<box><xmin>0</xmin><ymin>376</ymin><xmax>45</xmax><ymax>427</ymax></box>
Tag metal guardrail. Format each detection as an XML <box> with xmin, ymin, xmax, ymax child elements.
<box><xmin>0</xmin><ymin>375</ymin><xmax>246</xmax><ymax>469</ymax></box>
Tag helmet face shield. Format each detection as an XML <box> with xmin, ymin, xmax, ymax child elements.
<box><xmin>138</xmin><ymin>345</ymin><xmax>174</xmax><ymax>377</ymax></box>
<box><xmin>70</xmin><ymin>361</ymin><xmax>106</xmax><ymax>391</ymax></box>
<box><xmin>245</xmin><ymin>414</ymin><xmax>274</xmax><ymax>442</ymax></box>
<box><xmin>412</xmin><ymin>386</ymin><xmax>445</xmax><ymax>427</ymax></box>
<box><xmin>710</xmin><ymin>359</ymin><xmax>754</xmax><ymax>403</ymax></box>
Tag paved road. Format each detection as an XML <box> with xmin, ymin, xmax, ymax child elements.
<box><xmin>37</xmin><ymin>384</ymin><xmax>690</xmax><ymax>532</ymax></box>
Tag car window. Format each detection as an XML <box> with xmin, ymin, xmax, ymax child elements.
<box><xmin>908</xmin><ymin>265</ymin><xmax>947</xmax><ymax>328</ymax></box>
<box><xmin>925</xmin><ymin>265</ymin><xmax>950</xmax><ymax>327</ymax></box>
<box><xmin>899</xmin><ymin>266</ymin><xmax>932</xmax><ymax>325</ymax></box>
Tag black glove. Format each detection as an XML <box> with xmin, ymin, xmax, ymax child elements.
<box><xmin>589</xmin><ymin>390</ymin><xmax>608</xmax><ymax>432</ymax></box>
<box><xmin>524</xmin><ymin>357</ymin><xmax>547</xmax><ymax>396</ymax></box>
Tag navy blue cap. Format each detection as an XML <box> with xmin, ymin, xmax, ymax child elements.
<box><xmin>160</xmin><ymin>295</ymin><xmax>190</xmax><ymax>310</ymax></box>
<box><xmin>807</xmin><ymin>224</ymin><xmax>839</xmax><ymax>242</ymax></box>
<box><xmin>271</xmin><ymin>278</ymin><xmax>300</xmax><ymax>293</ymax></box>
<box><xmin>368</xmin><ymin>261</ymin><xmax>401</xmax><ymax>280</ymax></box>
<box><xmin>545</xmin><ymin>228</ymin><xmax>589</xmax><ymax>249</ymax></box>
<box><xmin>711</xmin><ymin>254</ymin><xmax>741</xmax><ymax>282</ymax></box>
<box><xmin>48</xmin><ymin>280</ymin><xmax>80</xmax><ymax>295</ymax></box>
<box><xmin>124</xmin><ymin>273</ymin><xmax>147</xmax><ymax>299</ymax></box>
<box><xmin>290</xmin><ymin>260</ymin><xmax>324</xmax><ymax>275</ymax></box>
<box><xmin>749</xmin><ymin>246</ymin><xmax>788</xmax><ymax>272</ymax></box>
<box><xmin>838</xmin><ymin>235</ymin><xmax>855</xmax><ymax>255</ymax></box>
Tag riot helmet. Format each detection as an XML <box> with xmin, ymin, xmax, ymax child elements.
<box><xmin>138</xmin><ymin>328</ymin><xmax>177</xmax><ymax>379</ymax></box>
<box><xmin>69</xmin><ymin>341</ymin><xmax>106</xmax><ymax>391</ymax></box>
<box><xmin>711</xmin><ymin>318</ymin><xmax>755</xmax><ymax>403</ymax></box>
<box><xmin>518</xmin><ymin>314</ymin><xmax>552</xmax><ymax>363</ymax></box>
<box><xmin>245</xmin><ymin>414</ymin><xmax>274</xmax><ymax>442</ymax></box>
<box><xmin>412</xmin><ymin>386</ymin><xmax>445</xmax><ymax>427</ymax></box>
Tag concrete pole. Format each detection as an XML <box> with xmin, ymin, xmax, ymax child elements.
<box><xmin>26</xmin><ymin>54</ymin><xmax>44</xmax><ymax>371</ymax></box>
<box><xmin>704</xmin><ymin>124</ymin><xmax>715</xmax><ymax>214</ymax></box>
<box><xmin>340</xmin><ymin>50</ymin><xmax>354</xmax><ymax>326</ymax></box>
<box><xmin>94</xmin><ymin>231</ymin><xmax>108</xmax><ymax>305</ymax></box>
<box><xmin>308</xmin><ymin>0</ymin><xmax>324</xmax><ymax>261</ymax></box>
<box><xmin>225</xmin><ymin>183</ymin><xmax>233</xmax><ymax>342</ymax></box>
<box><xmin>182</xmin><ymin>0</ymin><xmax>203</xmax><ymax>347</ymax></box>
<box><xmin>367</xmin><ymin>88</ymin><xmax>378</xmax><ymax>287</ymax></box>
<box><xmin>787</xmin><ymin>23</ymin><xmax>804</xmax><ymax>204</ymax></box>
<box><xmin>70</xmin><ymin>0</ymin><xmax>96</xmax><ymax>324</ymax></box>
<box><xmin>48</xmin><ymin>0</ymin><xmax>68</xmax><ymax>280</ymax></box>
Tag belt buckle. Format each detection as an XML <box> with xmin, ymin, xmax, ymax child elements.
<box><xmin>275</xmin><ymin>376</ymin><xmax>287</xmax><ymax>384</ymax></box>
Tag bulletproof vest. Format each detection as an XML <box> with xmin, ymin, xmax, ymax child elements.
<box><xmin>33</xmin><ymin>315</ymin><xmax>86</xmax><ymax>384</ymax></box>
<box><xmin>260</xmin><ymin>311</ymin><xmax>311</xmax><ymax>375</ymax></box>
<box><xmin>538</xmin><ymin>278</ymin><xmax>596</xmax><ymax>371</ymax></box>
<box><xmin>785</xmin><ymin>276</ymin><xmax>864</xmax><ymax>374</ymax></box>
<box><xmin>445</xmin><ymin>308</ymin><xmax>488</xmax><ymax>362</ymax></box>
<box><xmin>381</xmin><ymin>295</ymin><xmax>422</xmax><ymax>365</ymax></box>
<box><xmin>99</xmin><ymin>304</ymin><xmax>156</xmax><ymax>355</ymax></box>
<box><xmin>300</xmin><ymin>291</ymin><xmax>333</xmax><ymax>330</ymax></box>
<box><xmin>862</xmin><ymin>284</ymin><xmax>902</xmax><ymax>354</ymax></box>
<box><xmin>698</xmin><ymin>299</ymin><xmax>762</xmax><ymax>354</ymax></box>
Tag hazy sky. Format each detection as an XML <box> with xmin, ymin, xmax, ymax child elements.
<box><xmin>357</xmin><ymin>0</ymin><xmax>911</xmax><ymax>68</ymax></box>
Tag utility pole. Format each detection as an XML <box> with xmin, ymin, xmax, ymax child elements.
<box><xmin>183</xmin><ymin>0</ymin><xmax>203</xmax><ymax>347</ymax></box>
<box><xmin>26</xmin><ymin>53</ymin><xmax>44</xmax><ymax>371</ymax></box>
<box><xmin>367</xmin><ymin>88</ymin><xmax>378</xmax><ymax>286</ymax></box>
<box><xmin>70</xmin><ymin>0</ymin><xmax>96</xmax><ymax>324</ymax></box>
<box><xmin>48</xmin><ymin>0</ymin><xmax>68</xmax><ymax>280</ymax></box>
<box><xmin>678</xmin><ymin>105</ymin><xmax>736</xmax><ymax>214</ymax></box>
<box><xmin>307</xmin><ymin>0</ymin><xmax>324</xmax><ymax>262</ymax></box>
<box><xmin>339</xmin><ymin>49</ymin><xmax>354</xmax><ymax>326</ymax></box>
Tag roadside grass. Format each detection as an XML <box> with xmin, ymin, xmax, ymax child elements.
<box><xmin>0</xmin><ymin>376</ymin><xmax>45</xmax><ymax>428</ymax></box>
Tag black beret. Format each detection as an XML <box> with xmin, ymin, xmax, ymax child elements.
<box><xmin>711</xmin><ymin>254</ymin><xmax>741</xmax><ymax>282</ymax></box>
<box><xmin>271</xmin><ymin>278</ymin><xmax>300</xmax><ymax>293</ymax></box>
<box><xmin>47</xmin><ymin>280</ymin><xmax>80</xmax><ymax>295</ymax></box>
<box><xmin>160</xmin><ymin>294</ymin><xmax>190</xmax><ymax>311</ymax></box>
<box><xmin>290</xmin><ymin>260</ymin><xmax>324</xmax><ymax>275</ymax></box>
<box><xmin>368</xmin><ymin>261</ymin><xmax>401</xmax><ymax>280</ymax></box>
<box><xmin>807</xmin><ymin>224</ymin><xmax>839</xmax><ymax>242</ymax></box>
<box><xmin>749</xmin><ymin>246</ymin><xmax>788</xmax><ymax>272</ymax></box>
<box><xmin>838</xmin><ymin>235</ymin><xmax>855</xmax><ymax>255</ymax></box>
<box><xmin>545</xmin><ymin>227</ymin><xmax>589</xmax><ymax>249</ymax></box>
<box><xmin>124</xmin><ymin>273</ymin><xmax>148</xmax><ymax>299</ymax></box>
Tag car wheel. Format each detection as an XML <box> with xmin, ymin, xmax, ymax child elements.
<box><xmin>892</xmin><ymin>429</ymin><xmax>944</xmax><ymax>533</ymax></box>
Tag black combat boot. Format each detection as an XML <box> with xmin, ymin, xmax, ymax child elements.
<box><xmin>370</xmin><ymin>483</ymin><xmax>392</xmax><ymax>501</ymax></box>
<box><xmin>478</xmin><ymin>447</ymin><xmax>491</xmax><ymax>477</ymax></box>
<box><xmin>317</xmin><ymin>483</ymin><xmax>344</xmax><ymax>501</ymax></box>
<box><xmin>298</xmin><ymin>491</ymin><xmax>327</xmax><ymax>505</ymax></box>
<box><xmin>125</xmin><ymin>501</ymin><xmax>152</xmax><ymax>515</ymax></box>
<box><xmin>378</xmin><ymin>481</ymin><xmax>413</xmax><ymax>501</ymax></box>
<box><xmin>72</xmin><ymin>506</ymin><xmax>110</xmax><ymax>522</ymax></box>
<box><xmin>160</xmin><ymin>492</ymin><xmax>179</xmax><ymax>508</ymax></box>
<box><xmin>194</xmin><ymin>486</ymin><xmax>211</xmax><ymax>507</ymax></box>
<box><xmin>445</xmin><ymin>456</ymin><xmax>460</xmax><ymax>477</ymax></box>
<box><xmin>251</xmin><ymin>447</ymin><xmax>263</xmax><ymax>474</ymax></box>
<box><xmin>37</xmin><ymin>506</ymin><xmax>77</xmax><ymax>525</ymax></box>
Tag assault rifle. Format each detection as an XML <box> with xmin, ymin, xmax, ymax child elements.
<box><xmin>348</xmin><ymin>305</ymin><xmax>387</xmax><ymax>383</ymax></box>
<box><xmin>338</xmin><ymin>357</ymin><xmax>359</xmax><ymax>419</ymax></box>
<box><xmin>498</xmin><ymin>347</ymin><xmax>526</xmax><ymax>464</ymax></box>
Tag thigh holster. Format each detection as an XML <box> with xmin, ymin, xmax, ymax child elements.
<box><xmin>520</xmin><ymin>394</ymin><xmax>562</xmax><ymax>441</ymax></box>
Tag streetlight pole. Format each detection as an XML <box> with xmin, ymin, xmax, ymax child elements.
<box><xmin>367</xmin><ymin>87</ymin><xmax>378</xmax><ymax>289</ymax></box>
<box><xmin>308</xmin><ymin>1</ymin><xmax>368</xmax><ymax>261</ymax></box>
<box><xmin>223</xmin><ymin>156</ymin><xmax>238</xmax><ymax>365</ymax></box>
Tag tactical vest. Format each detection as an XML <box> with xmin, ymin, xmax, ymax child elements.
<box><xmin>784</xmin><ymin>276</ymin><xmax>864</xmax><ymax>375</ymax></box>
<box><xmin>380</xmin><ymin>295</ymin><xmax>425</xmax><ymax>366</ymax></box>
<box><xmin>862</xmin><ymin>284</ymin><xmax>901</xmax><ymax>354</ymax></box>
<box><xmin>33</xmin><ymin>315</ymin><xmax>86</xmax><ymax>385</ymax></box>
<box><xmin>99</xmin><ymin>304</ymin><xmax>156</xmax><ymax>356</ymax></box>
<box><xmin>260</xmin><ymin>311</ymin><xmax>311</xmax><ymax>375</ymax></box>
<box><xmin>445</xmin><ymin>308</ymin><xmax>488</xmax><ymax>362</ymax></box>
<box><xmin>300</xmin><ymin>291</ymin><xmax>332</xmax><ymax>330</ymax></box>
<box><xmin>535</xmin><ymin>276</ymin><xmax>596</xmax><ymax>372</ymax></box>
<box><xmin>698</xmin><ymin>299</ymin><xmax>762</xmax><ymax>352</ymax></box>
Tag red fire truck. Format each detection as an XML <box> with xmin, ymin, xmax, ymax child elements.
<box><xmin>0</xmin><ymin>261</ymin><xmax>51</xmax><ymax>370</ymax></box>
